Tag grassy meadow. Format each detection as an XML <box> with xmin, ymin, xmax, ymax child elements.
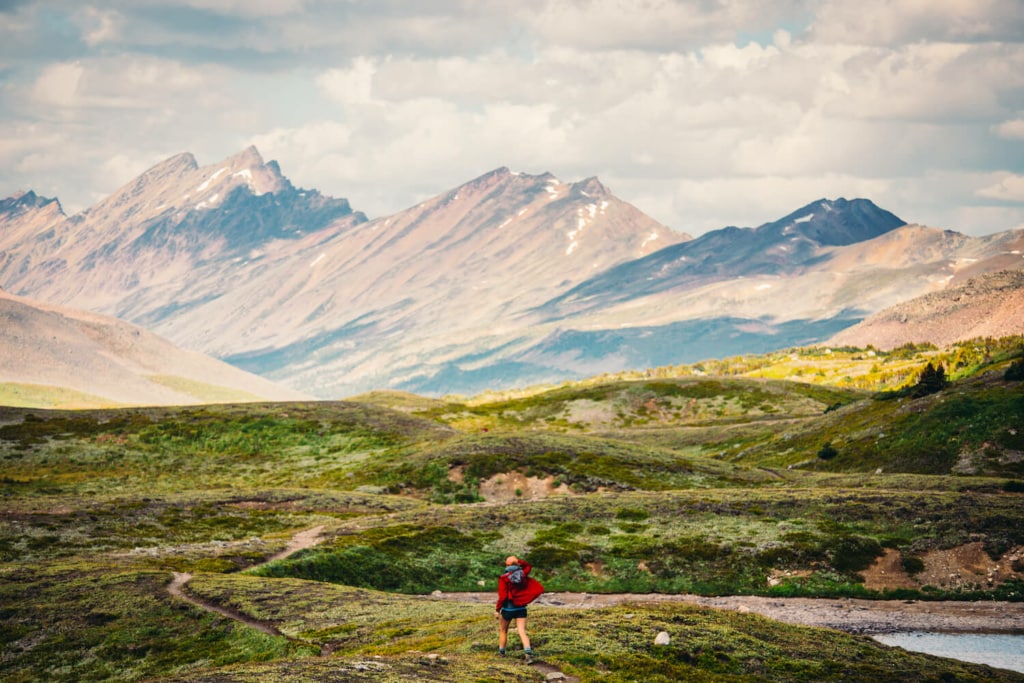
<box><xmin>2</xmin><ymin>338</ymin><xmax>1024</xmax><ymax>681</ymax></box>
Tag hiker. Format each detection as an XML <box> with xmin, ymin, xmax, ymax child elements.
<box><xmin>495</xmin><ymin>555</ymin><xmax>543</xmax><ymax>662</ymax></box>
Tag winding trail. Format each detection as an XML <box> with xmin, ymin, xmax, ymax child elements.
<box><xmin>168</xmin><ymin>571</ymin><xmax>285</xmax><ymax>637</ymax></box>
<box><xmin>166</xmin><ymin>525</ymin><xmax>325</xmax><ymax>642</ymax></box>
<box><xmin>166</xmin><ymin>525</ymin><xmax>581</xmax><ymax>679</ymax></box>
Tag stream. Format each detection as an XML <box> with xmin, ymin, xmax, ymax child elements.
<box><xmin>873</xmin><ymin>632</ymin><xmax>1024</xmax><ymax>674</ymax></box>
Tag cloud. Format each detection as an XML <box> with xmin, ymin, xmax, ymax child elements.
<box><xmin>316</xmin><ymin>58</ymin><xmax>377</xmax><ymax>105</ymax></box>
<box><xmin>994</xmin><ymin>117</ymin><xmax>1024</xmax><ymax>139</ymax></box>
<box><xmin>174</xmin><ymin>0</ymin><xmax>306</xmax><ymax>17</ymax></box>
<box><xmin>522</xmin><ymin>0</ymin><xmax>807</xmax><ymax>51</ymax></box>
<box><xmin>977</xmin><ymin>174</ymin><xmax>1024</xmax><ymax>202</ymax></box>
<box><xmin>810</xmin><ymin>0</ymin><xmax>1024</xmax><ymax>45</ymax></box>
<box><xmin>30</xmin><ymin>61</ymin><xmax>84</xmax><ymax>109</ymax></box>
<box><xmin>2</xmin><ymin>0</ymin><xmax>1023</xmax><ymax>237</ymax></box>
<box><xmin>76</xmin><ymin>7</ymin><xmax>125</xmax><ymax>46</ymax></box>
<box><xmin>28</xmin><ymin>56</ymin><xmax>226</xmax><ymax>111</ymax></box>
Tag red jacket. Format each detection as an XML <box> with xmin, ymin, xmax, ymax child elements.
<box><xmin>496</xmin><ymin>561</ymin><xmax>542</xmax><ymax>610</ymax></box>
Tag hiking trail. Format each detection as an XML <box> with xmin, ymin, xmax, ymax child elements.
<box><xmin>166</xmin><ymin>524</ymin><xmax>583</xmax><ymax>679</ymax></box>
<box><xmin>167</xmin><ymin>525</ymin><xmax>325</xmax><ymax>646</ymax></box>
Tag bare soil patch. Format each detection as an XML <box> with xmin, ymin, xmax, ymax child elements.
<box><xmin>478</xmin><ymin>471</ymin><xmax>574</xmax><ymax>502</ymax></box>
<box><xmin>862</xmin><ymin>548</ymin><xmax>919</xmax><ymax>591</ymax></box>
<box><xmin>862</xmin><ymin>543</ymin><xmax>1024</xmax><ymax>592</ymax></box>
<box><xmin>918</xmin><ymin>542</ymin><xmax>1023</xmax><ymax>590</ymax></box>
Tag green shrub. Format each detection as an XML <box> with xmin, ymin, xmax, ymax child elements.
<box><xmin>817</xmin><ymin>442</ymin><xmax>838</xmax><ymax>460</ymax></box>
<box><xmin>902</xmin><ymin>556</ymin><xmax>926</xmax><ymax>575</ymax></box>
<box><xmin>1005</xmin><ymin>357</ymin><xmax>1024</xmax><ymax>381</ymax></box>
<box><xmin>526</xmin><ymin>545</ymin><xmax>579</xmax><ymax>568</ymax></box>
<box><xmin>822</xmin><ymin>535</ymin><xmax>883</xmax><ymax>573</ymax></box>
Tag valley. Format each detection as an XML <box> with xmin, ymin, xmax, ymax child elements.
<box><xmin>2</xmin><ymin>341</ymin><xmax>1023</xmax><ymax>681</ymax></box>
<box><xmin>2</xmin><ymin>150</ymin><xmax>1023</xmax><ymax>682</ymax></box>
<box><xmin>4</xmin><ymin>3</ymin><xmax>1023</xmax><ymax>680</ymax></box>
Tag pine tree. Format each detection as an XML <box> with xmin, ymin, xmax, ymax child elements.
<box><xmin>912</xmin><ymin>362</ymin><xmax>947</xmax><ymax>397</ymax></box>
<box><xmin>1006</xmin><ymin>356</ymin><xmax>1024</xmax><ymax>381</ymax></box>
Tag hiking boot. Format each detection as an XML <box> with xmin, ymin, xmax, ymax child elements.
<box><xmin>524</xmin><ymin>650</ymin><xmax>534</xmax><ymax>664</ymax></box>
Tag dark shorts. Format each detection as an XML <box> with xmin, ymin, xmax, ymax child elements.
<box><xmin>500</xmin><ymin>605</ymin><xmax>528</xmax><ymax>620</ymax></box>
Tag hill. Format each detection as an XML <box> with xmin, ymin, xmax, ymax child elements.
<box><xmin>0</xmin><ymin>289</ymin><xmax>309</xmax><ymax>407</ymax></box>
<box><xmin>830</xmin><ymin>269</ymin><xmax>1024</xmax><ymax>349</ymax></box>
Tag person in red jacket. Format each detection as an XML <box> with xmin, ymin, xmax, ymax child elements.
<box><xmin>495</xmin><ymin>555</ymin><xmax>538</xmax><ymax>661</ymax></box>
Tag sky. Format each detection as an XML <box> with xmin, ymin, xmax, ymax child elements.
<box><xmin>1</xmin><ymin>0</ymin><xmax>1023</xmax><ymax>237</ymax></box>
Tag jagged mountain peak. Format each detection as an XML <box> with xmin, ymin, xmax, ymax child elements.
<box><xmin>227</xmin><ymin>144</ymin><xmax>264</xmax><ymax>167</ymax></box>
<box><xmin>0</xmin><ymin>190</ymin><xmax>65</xmax><ymax>218</ymax></box>
<box><xmin>152</xmin><ymin>151</ymin><xmax>199</xmax><ymax>174</ymax></box>
<box><xmin>452</xmin><ymin>166</ymin><xmax>518</xmax><ymax>198</ymax></box>
<box><xmin>571</xmin><ymin>176</ymin><xmax>609</xmax><ymax>198</ymax></box>
<box><xmin>455</xmin><ymin>167</ymin><xmax>613</xmax><ymax>196</ymax></box>
<box><xmin>0</xmin><ymin>146</ymin><xmax>364</xmax><ymax>322</ymax></box>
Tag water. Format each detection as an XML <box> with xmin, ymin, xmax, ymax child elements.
<box><xmin>874</xmin><ymin>632</ymin><xmax>1024</xmax><ymax>674</ymax></box>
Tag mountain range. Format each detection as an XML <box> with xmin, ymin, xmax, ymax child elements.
<box><xmin>2</xmin><ymin>147</ymin><xmax>1023</xmax><ymax>400</ymax></box>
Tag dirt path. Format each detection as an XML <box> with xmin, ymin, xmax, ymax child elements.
<box><xmin>166</xmin><ymin>525</ymin><xmax>325</xmax><ymax>641</ymax></box>
<box><xmin>431</xmin><ymin>591</ymin><xmax>1024</xmax><ymax>635</ymax></box>
<box><xmin>530</xmin><ymin>659</ymin><xmax>581</xmax><ymax>681</ymax></box>
<box><xmin>166</xmin><ymin>525</ymin><xmax>581</xmax><ymax>679</ymax></box>
<box><xmin>266</xmin><ymin>525</ymin><xmax>326</xmax><ymax>563</ymax></box>
<box><xmin>168</xmin><ymin>571</ymin><xmax>286</xmax><ymax>637</ymax></box>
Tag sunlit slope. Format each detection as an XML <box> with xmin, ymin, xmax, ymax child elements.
<box><xmin>719</xmin><ymin>363</ymin><xmax>1024</xmax><ymax>475</ymax></box>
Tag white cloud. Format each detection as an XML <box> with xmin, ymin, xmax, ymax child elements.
<box><xmin>977</xmin><ymin>174</ymin><xmax>1024</xmax><ymax>202</ymax></box>
<box><xmin>29</xmin><ymin>56</ymin><xmax>228</xmax><ymax>112</ymax></box>
<box><xmin>173</xmin><ymin>0</ymin><xmax>306</xmax><ymax>18</ymax></box>
<box><xmin>316</xmin><ymin>58</ymin><xmax>377</xmax><ymax>105</ymax></box>
<box><xmin>2</xmin><ymin>0</ymin><xmax>1023</xmax><ymax>238</ymax></box>
<box><xmin>522</xmin><ymin>0</ymin><xmax>804</xmax><ymax>51</ymax></box>
<box><xmin>811</xmin><ymin>0</ymin><xmax>1024</xmax><ymax>45</ymax></box>
<box><xmin>994</xmin><ymin>117</ymin><xmax>1024</xmax><ymax>139</ymax></box>
<box><xmin>30</xmin><ymin>62</ymin><xmax>84</xmax><ymax>109</ymax></box>
<box><xmin>76</xmin><ymin>7</ymin><xmax>125</xmax><ymax>46</ymax></box>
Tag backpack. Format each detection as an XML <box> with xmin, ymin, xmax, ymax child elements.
<box><xmin>506</xmin><ymin>567</ymin><xmax>524</xmax><ymax>585</ymax></box>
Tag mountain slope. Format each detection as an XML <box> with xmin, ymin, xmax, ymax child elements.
<box><xmin>830</xmin><ymin>268</ymin><xmax>1024</xmax><ymax>349</ymax></box>
<box><xmin>0</xmin><ymin>289</ymin><xmax>310</xmax><ymax>407</ymax></box>
<box><xmin>540</xmin><ymin>198</ymin><xmax>906</xmax><ymax>317</ymax></box>
<box><xmin>135</xmin><ymin>164</ymin><xmax>691</xmax><ymax>394</ymax></box>
<box><xmin>1</xmin><ymin>153</ymin><xmax>691</xmax><ymax>397</ymax></box>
